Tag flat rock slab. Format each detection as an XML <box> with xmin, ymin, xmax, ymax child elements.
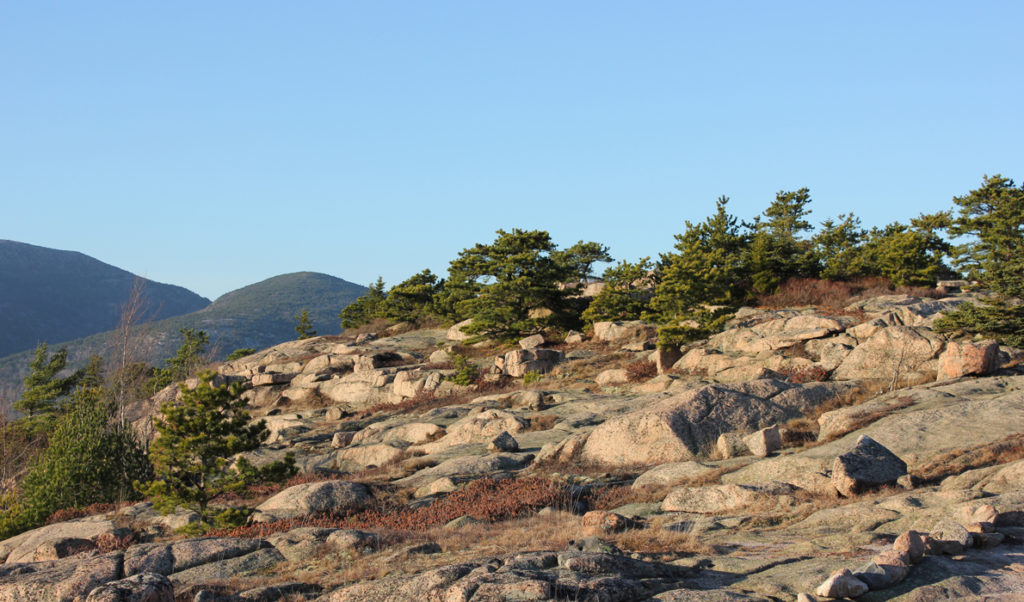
<box><xmin>724</xmin><ymin>375</ymin><xmax>1024</xmax><ymax>489</ymax></box>
<box><xmin>394</xmin><ymin>453</ymin><xmax>534</xmax><ymax>488</ymax></box>
<box><xmin>661</xmin><ymin>484</ymin><xmax>766</xmax><ymax>514</ymax></box>
<box><xmin>254</xmin><ymin>480</ymin><xmax>372</xmax><ymax>521</ymax></box>
<box><xmin>633</xmin><ymin>461</ymin><xmax>721</xmax><ymax>489</ymax></box>
<box><xmin>321</xmin><ymin>551</ymin><xmax>692</xmax><ymax>602</ymax></box>
<box><xmin>0</xmin><ymin>515</ymin><xmax>119</xmax><ymax>564</ymax></box>
<box><xmin>0</xmin><ymin>552</ymin><xmax>123</xmax><ymax>602</ymax></box>
<box><xmin>124</xmin><ymin>537</ymin><xmax>268</xmax><ymax>577</ymax></box>
<box><xmin>169</xmin><ymin>548</ymin><xmax>286</xmax><ymax>585</ymax></box>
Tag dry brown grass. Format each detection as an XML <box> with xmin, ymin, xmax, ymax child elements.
<box><xmin>45</xmin><ymin>501</ymin><xmax>133</xmax><ymax>525</ymax></box>
<box><xmin>306</xmin><ymin>511</ymin><xmax>583</xmax><ymax>590</ymax></box>
<box><xmin>94</xmin><ymin>530</ymin><xmax>139</xmax><ymax>553</ymax></box>
<box><xmin>775</xmin><ymin>364</ymin><xmax>831</xmax><ymax>384</ymax></box>
<box><xmin>584</xmin><ymin>484</ymin><xmax>652</xmax><ymax>510</ymax></box>
<box><xmin>545</xmin><ymin>345</ymin><xmax>634</xmax><ymax>384</ymax></box>
<box><xmin>759</xmin><ymin>277</ymin><xmax>943</xmax><ymax>313</ymax></box>
<box><xmin>821</xmin><ymin>396</ymin><xmax>916</xmax><ymax>442</ymax></box>
<box><xmin>779</xmin><ymin>379</ymin><xmax>897</xmax><ymax>449</ymax></box>
<box><xmin>608</xmin><ymin>522</ymin><xmax>718</xmax><ymax>557</ymax></box>
<box><xmin>626</xmin><ymin>359</ymin><xmax>657</xmax><ymax>382</ymax></box>
<box><xmin>210</xmin><ymin>476</ymin><xmax>571</xmax><ymax>540</ymax></box>
<box><xmin>530</xmin><ymin>457</ymin><xmax>647</xmax><ymax>480</ymax></box>
<box><xmin>523</xmin><ymin>413</ymin><xmax>561</xmax><ymax>433</ymax></box>
<box><xmin>912</xmin><ymin>433</ymin><xmax>1024</xmax><ymax>484</ymax></box>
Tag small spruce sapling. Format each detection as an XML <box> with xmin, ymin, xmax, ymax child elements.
<box><xmin>294</xmin><ymin>309</ymin><xmax>317</xmax><ymax>340</ymax></box>
<box><xmin>137</xmin><ymin>372</ymin><xmax>278</xmax><ymax>529</ymax></box>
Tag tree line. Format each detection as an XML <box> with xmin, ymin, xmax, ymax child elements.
<box><xmin>340</xmin><ymin>175</ymin><xmax>1023</xmax><ymax>346</ymax></box>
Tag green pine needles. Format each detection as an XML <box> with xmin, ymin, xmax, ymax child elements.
<box><xmin>137</xmin><ymin>372</ymin><xmax>270</xmax><ymax>529</ymax></box>
<box><xmin>294</xmin><ymin>309</ymin><xmax>317</xmax><ymax>340</ymax></box>
<box><xmin>1</xmin><ymin>387</ymin><xmax>151</xmax><ymax>538</ymax></box>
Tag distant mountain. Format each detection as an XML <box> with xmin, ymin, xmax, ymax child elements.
<box><xmin>154</xmin><ymin>271</ymin><xmax>367</xmax><ymax>356</ymax></box>
<box><xmin>0</xmin><ymin>271</ymin><xmax>366</xmax><ymax>409</ymax></box>
<box><xmin>0</xmin><ymin>240</ymin><xmax>211</xmax><ymax>358</ymax></box>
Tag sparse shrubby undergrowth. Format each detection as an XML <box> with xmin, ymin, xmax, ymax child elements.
<box><xmin>210</xmin><ymin>476</ymin><xmax>572</xmax><ymax>539</ymax></box>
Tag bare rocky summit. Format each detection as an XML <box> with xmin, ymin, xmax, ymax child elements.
<box><xmin>2</xmin><ymin>291</ymin><xmax>1024</xmax><ymax>601</ymax></box>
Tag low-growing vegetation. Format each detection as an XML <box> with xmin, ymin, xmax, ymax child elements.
<box><xmin>912</xmin><ymin>433</ymin><xmax>1024</xmax><ymax>484</ymax></box>
<box><xmin>210</xmin><ymin>476</ymin><xmax>572</xmax><ymax>539</ymax></box>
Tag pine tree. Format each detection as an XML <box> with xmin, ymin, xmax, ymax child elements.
<box><xmin>294</xmin><ymin>309</ymin><xmax>317</xmax><ymax>339</ymax></box>
<box><xmin>553</xmin><ymin>241</ymin><xmax>612</xmax><ymax>287</ymax></box>
<box><xmin>150</xmin><ymin>329</ymin><xmax>209</xmax><ymax>392</ymax></box>
<box><xmin>7</xmin><ymin>387</ymin><xmax>151</xmax><ymax>537</ymax></box>
<box><xmin>582</xmin><ymin>257</ymin><xmax>655</xmax><ymax>322</ymax></box>
<box><xmin>445</xmin><ymin>229</ymin><xmax>575</xmax><ymax>341</ymax></box>
<box><xmin>949</xmin><ymin>175</ymin><xmax>1024</xmax><ymax>296</ymax></box>
<box><xmin>648</xmin><ymin>197</ymin><xmax>749</xmax><ymax>345</ymax></box>
<box><xmin>340</xmin><ymin>277</ymin><xmax>387</xmax><ymax>328</ymax></box>
<box><xmin>14</xmin><ymin>343</ymin><xmax>83</xmax><ymax>422</ymax></box>
<box><xmin>379</xmin><ymin>269</ymin><xmax>442</xmax><ymax>323</ymax></box>
<box><xmin>748</xmin><ymin>188</ymin><xmax>817</xmax><ymax>293</ymax></box>
<box><xmin>650</xmin><ymin>197</ymin><xmax>749</xmax><ymax>321</ymax></box>
<box><xmin>813</xmin><ymin>213</ymin><xmax>866</xmax><ymax>281</ymax></box>
<box><xmin>936</xmin><ymin>175</ymin><xmax>1024</xmax><ymax>345</ymax></box>
<box><xmin>855</xmin><ymin>215</ymin><xmax>953</xmax><ymax>287</ymax></box>
<box><xmin>137</xmin><ymin>372</ymin><xmax>268</xmax><ymax>528</ymax></box>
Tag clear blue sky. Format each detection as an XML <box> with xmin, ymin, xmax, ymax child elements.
<box><xmin>2</xmin><ymin>2</ymin><xmax>1021</xmax><ymax>300</ymax></box>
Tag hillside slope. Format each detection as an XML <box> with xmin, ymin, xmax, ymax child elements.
<box><xmin>0</xmin><ymin>240</ymin><xmax>211</xmax><ymax>357</ymax></box>
<box><xmin>0</xmin><ymin>272</ymin><xmax>366</xmax><ymax>405</ymax></box>
<box><xmin>4</xmin><ymin>292</ymin><xmax>1023</xmax><ymax>600</ymax></box>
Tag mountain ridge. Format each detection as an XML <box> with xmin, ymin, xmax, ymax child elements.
<box><xmin>0</xmin><ymin>239</ymin><xmax>212</xmax><ymax>358</ymax></box>
<box><xmin>0</xmin><ymin>265</ymin><xmax>367</xmax><ymax>409</ymax></box>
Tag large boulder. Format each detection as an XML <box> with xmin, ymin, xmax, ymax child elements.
<box><xmin>671</xmin><ymin>348</ymin><xmax>745</xmax><ymax>377</ymax></box>
<box><xmin>0</xmin><ymin>514</ymin><xmax>120</xmax><ymax>564</ymax></box>
<box><xmin>707</xmin><ymin>314</ymin><xmax>845</xmax><ymax>354</ymax></box>
<box><xmin>595</xmin><ymin>369</ymin><xmax>629</xmax><ymax>386</ymax></box>
<box><xmin>815</xmin><ymin>568</ymin><xmax>869</xmax><ymax>599</ymax></box>
<box><xmin>660</xmin><ymin>484</ymin><xmax>765</xmax><ymax>514</ymax></box>
<box><xmin>446</xmin><ymin>319</ymin><xmax>473</xmax><ymax>341</ymax></box>
<box><xmin>580</xmin><ymin>385</ymin><xmax>793</xmax><ymax>467</ymax></box>
<box><xmin>418</xmin><ymin>409</ymin><xmax>527</xmax><ymax>453</ymax></box>
<box><xmin>336</xmin><ymin>443</ymin><xmax>405</xmax><ymax>470</ymax></box>
<box><xmin>351</xmin><ymin>422</ymin><xmax>444</xmax><ymax>446</ymax></box>
<box><xmin>267</xmin><ymin>527</ymin><xmax>340</xmax><ymax>563</ymax></box>
<box><xmin>592</xmin><ymin>321</ymin><xmax>657</xmax><ymax>344</ymax></box>
<box><xmin>833</xmin><ymin>326</ymin><xmax>945</xmax><ymax>381</ymax></box>
<box><xmin>123</xmin><ymin>537</ymin><xmax>267</xmax><ymax>576</ymax></box>
<box><xmin>831</xmin><ymin>435</ymin><xmax>907</xmax><ymax>497</ymax></box>
<box><xmin>0</xmin><ymin>552</ymin><xmax>123</xmax><ymax>602</ymax></box>
<box><xmin>743</xmin><ymin>425</ymin><xmax>781</xmax><ymax>457</ymax></box>
<box><xmin>317</xmin><ymin>370</ymin><xmax>393</xmax><ymax>408</ymax></box>
<box><xmin>502</xmin><ymin>349</ymin><xmax>564</xmax><ymax>377</ymax></box>
<box><xmin>937</xmin><ymin>340</ymin><xmax>1000</xmax><ymax>380</ymax></box>
<box><xmin>253</xmin><ymin>481</ymin><xmax>372</xmax><ymax>522</ymax></box>
<box><xmin>804</xmin><ymin>335</ymin><xmax>856</xmax><ymax>371</ymax></box>
<box><xmin>395</xmin><ymin>453</ymin><xmax>534</xmax><ymax>488</ymax></box>
<box><xmin>262</xmin><ymin>414</ymin><xmax>310</xmax><ymax>444</ymax></box>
